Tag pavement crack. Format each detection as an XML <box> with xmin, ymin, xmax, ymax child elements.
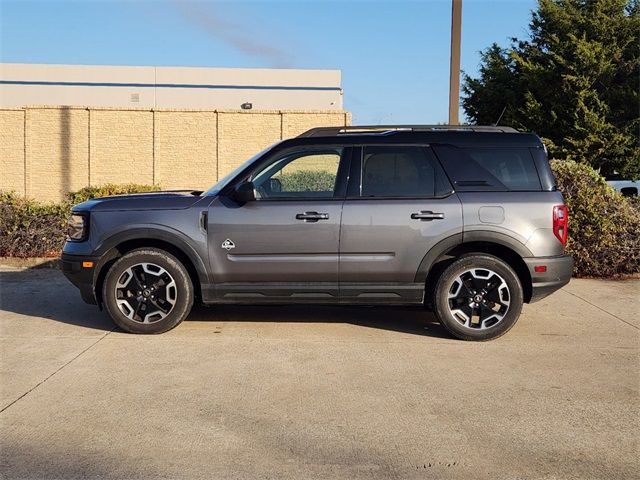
<box><xmin>561</xmin><ymin>289</ymin><xmax>638</xmax><ymax>330</ymax></box>
<box><xmin>0</xmin><ymin>328</ymin><xmax>114</xmax><ymax>414</ymax></box>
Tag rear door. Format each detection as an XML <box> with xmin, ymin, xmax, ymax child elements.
<box><xmin>339</xmin><ymin>145</ymin><xmax>463</xmax><ymax>303</ymax></box>
<box><xmin>208</xmin><ymin>146</ymin><xmax>350</xmax><ymax>302</ymax></box>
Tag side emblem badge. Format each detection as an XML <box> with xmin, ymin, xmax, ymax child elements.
<box><xmin>221</xmin><ymin>239</ymin><xmax>236</xmax><ymax>251</ymax></box>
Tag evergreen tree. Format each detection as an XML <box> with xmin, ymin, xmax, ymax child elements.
<box><xmin>462</xmin><ymin>0</ymin><xmax>639</xmax><ymax>177</ymax></box>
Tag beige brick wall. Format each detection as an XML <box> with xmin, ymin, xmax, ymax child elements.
<box><xmin>90</xmin><ymin>110</ymin><xmax>154</xmax><ymax>186</ymax></box>
<box><xmin>217</xmin><ymin>112</ymin><xmax>282</xmax><ymax>174</ymax></box>
<box><xmin>281</xmin><ymin>112</ymin><xmax>351</xmax><ymax>138</ymax></box>
<box><xmin>25</xmin><ymin>108</ymin><xmax>89</xmax><ymax>203</ymax></box>
<box><xmin>154</xmin><ymin>111</ymin><xmax>217</xmax><ymax>190</ymax></box>
<box><xmin>277</xmin><ymin>153</ymin><xmax>341</xmax><ymax>174</ymax></box>
<box><xmin>0</xmin><ymin>107</ymin><xmax>350</xmax><ymax>202</ymax></box>
<box><xmin>0</xmin><ymin>110</ymin><xmax>25</xmax><ymax>196</ymax></box>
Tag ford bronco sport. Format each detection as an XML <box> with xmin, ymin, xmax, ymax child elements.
<box><xmin>61</xmin><ymin>125</ymin><xmax>573</xmax><ymax>341</ymax></box>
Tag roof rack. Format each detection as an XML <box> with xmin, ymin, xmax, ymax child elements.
<box><xmin>298</xmin><ymin>124</ymin><xmax>518</xmax><ymax>137</ymax></box>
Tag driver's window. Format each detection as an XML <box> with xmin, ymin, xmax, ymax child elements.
<box><xmin>252</xmin><ymin>149</ymin><xmax>342</xmax><ymax>199</ymax></box>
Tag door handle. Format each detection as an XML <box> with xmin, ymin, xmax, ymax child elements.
<box><xmin>296</xmin><ymin>211</ymin><xmax>329</xmax><ymax>222</ymax></box>
<box><xmin>411</xmin><ymin>211</ymin><xmax>445</xmax><ymax>221</ymax></box>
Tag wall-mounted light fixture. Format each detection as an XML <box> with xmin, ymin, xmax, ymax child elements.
<box><xmin>241</xmin><ymin>102</ymin><xmax>253</xmax><ymax>110</ymax></box>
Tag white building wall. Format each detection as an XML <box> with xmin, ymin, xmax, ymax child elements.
<box><xmin>0</xmin><ymin>63</ymin><xmax>343</xmax><ymax>110</ymax></box>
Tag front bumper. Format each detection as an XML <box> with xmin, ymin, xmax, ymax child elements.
<box><xmin>60</xmin><ymin>253</ymin><xmax>99</xmax><ymax>304</ymax></box>
<box><xmin>524</xmin><ymin>254</ymin><xmax>574</xmax><ymax>303</ymax></box>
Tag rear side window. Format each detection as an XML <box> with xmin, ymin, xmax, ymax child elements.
<box><xmin>433</xmin><ymin>145</ymin><xmax>542</xmax><ymax>191</ymax></box>
<box><xmin>361</xmin><ymin>146</ymin><xmax>452</xmax><ymax>197</ymax></box>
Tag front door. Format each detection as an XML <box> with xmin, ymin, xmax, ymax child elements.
<box><xmin>339</xmin><ymin>145</ymin><xmax>463</xmax><ymax>303</ymax></box>
<box><xmin>208</xmin><ymin>146</ymin><xmax>349</xmax><ymax>302</ymax></box>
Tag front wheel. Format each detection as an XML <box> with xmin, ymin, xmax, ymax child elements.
<box><xmin>102</xmin><ymin>248</ymin><xmax>194</xmax><ymax>334</ymax></box>
<box><xmin>433</xmin><ymin>254</ymin><xmax>523</xmax><ymax>341</ymax></box>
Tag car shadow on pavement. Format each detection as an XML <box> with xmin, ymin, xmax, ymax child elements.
<box><xmin>0</xmin><ymin>268</ymin><xmax>448</xmax><ymax>338</ymax></box>
<box><xmin>0</xmin><ymin>441</ymin><xmax>163</xmax><ymax>480</ymax></box>
<box><xmin>187</xmin><ymin>304</ymin><xmax>449</xmax><ymax>338</ymax></box>
<box><xmin>0</xmin><ymin>267</ymin><xmax>114</xmax><ymax>331</ymax></box>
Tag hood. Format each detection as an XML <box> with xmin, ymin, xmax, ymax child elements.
<box><xmin>72</xmin><ymin>190</ymin><xmax>206</xmax><ymax>212</ymax></box>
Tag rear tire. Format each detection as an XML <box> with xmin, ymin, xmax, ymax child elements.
<box><xmin>433</xmin><ymin>254</ymin><xmax>523</xmax><ymax>341</ymax></box>
<box><xmin>103</xmin><ymin>248</ymin><xmax>194</xmax><ymax>334</ymax></box>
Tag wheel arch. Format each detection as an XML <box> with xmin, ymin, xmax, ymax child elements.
<box><xmin>417</xmin><ymin>233</ymin><xmax>533</xmax><ymax>305</ymax></box>
<box><xmin>93</xmin><ymin>229</ymin><xmax>208</xmax><ymax>305</ymax></box>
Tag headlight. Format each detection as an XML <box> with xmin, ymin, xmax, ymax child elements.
<box><xmin>67</xmin><ymin>213</ymin><xmax>88</xmax><ymax>241</ymax></box>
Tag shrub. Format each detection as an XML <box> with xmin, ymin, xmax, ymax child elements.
<box><xmin>550</xmin><ymin>159</ymin><xmax>640</xmax><ymax>277</ymax></box>
<box><xmin>67</xmin><ymin>183</ymin><xmax>160</xmax><ymax>205</ymax></box>
<box><xmin>1</xmin><ymin>184</ymin><xmax>159</xmax><ymax>258</ymax></box>
<box><xmin>276</xmin><ymin>171</ymin><xmax>336</xmax><ymax>193</ymax></box>
<box><xmin>0</xmin><ymin>192</ymin><xmax>68</xmax><ymax>258</ymax></box>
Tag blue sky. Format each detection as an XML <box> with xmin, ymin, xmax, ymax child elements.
<box><xmin>0</xmin><ymin>0</ymin><xmax>536</xmax><ymax>124</ymax></box>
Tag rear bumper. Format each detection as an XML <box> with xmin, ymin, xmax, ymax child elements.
<box><xmin>60</xmin><ymin>253</ymin><xmax>99</xmax><ymax>304</ymax></box>
<box><xmin>524</xmin><ymin>254</ymin><xmax>574</xmax><ymax>303</ymax></box>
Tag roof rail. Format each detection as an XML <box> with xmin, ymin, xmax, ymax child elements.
<box><xmin>298</xmin><ymin>124</ymin><xmax>519</xmax><ymax>137</ymax></box>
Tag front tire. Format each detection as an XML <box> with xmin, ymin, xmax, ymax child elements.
<box><xmin>103</xmin><ymin>248</ymin><xmax>194</xmax><ymax>334</ymax></box>
<box><xmin>433</xmin><ymin>254</ymin><xmax>523</xmax><ymax>341</ymax></box>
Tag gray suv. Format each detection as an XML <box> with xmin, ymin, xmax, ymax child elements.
<box><xmin>61</xmin><ymin>125</ymin><xmax>573</xmax><ymax>340</ymax></box>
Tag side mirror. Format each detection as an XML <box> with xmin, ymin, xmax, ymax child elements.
<box><xmin>231</xmin><ymin>181</ymin><xmax>255</xmax><ymax>203</ymax></box>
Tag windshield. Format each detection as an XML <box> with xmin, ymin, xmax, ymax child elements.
<box><xmin>203</xmin><ymin>143</ymin><xmax>281</xmax><ymax>196</ymax></box>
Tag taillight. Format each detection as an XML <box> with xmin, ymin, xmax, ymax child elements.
<box><xmin>553</xmin><ymin>205</ymin><xmax>568</xmax><ymax>246</ymax></box>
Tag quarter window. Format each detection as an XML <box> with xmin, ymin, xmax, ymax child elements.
<box><xmin>433</xmin><ymin>145</ymin><xmax>542</xmax><ymax>191</ymax></box>
<box><xmin>465</xmin><ymin>148</ymin><xmax>541</xmax><ymax>191</ymax></box>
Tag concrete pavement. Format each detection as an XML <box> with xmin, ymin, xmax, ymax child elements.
<box><xmin>1</xmin><ymin>266</ymin><xmax>638</xmax><ymax>479</ymax></box>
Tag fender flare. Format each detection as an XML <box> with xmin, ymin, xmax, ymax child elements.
<box><xmin>94</xmin><ymin>226</ymin><xmax>209</xmax><ymax>286</ymax></box>
<box><xmin>414</xmin><ymin>231</ymin><xmax>533</xmax><ymax>283</ymax></box>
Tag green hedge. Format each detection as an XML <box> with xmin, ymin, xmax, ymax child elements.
<box><xmin>66</xmin><ymin>183</ymin><xmax>160</xmax><ymax>205</ymax></box>
<box><xmin>550</xmin><ymin>160</ymin><xmax>640</xmax><ymax>277</ymax></box>
<box><xmin>0</xmin><ymin>192</ymin><xmax>69</xmax><ymax>258</ymax></box>
<box><xmin>0</xmin><ymin>184</ymin><xmax>159</xmax><ymax>258</ymax></box>
<box><xmin>276</xmin><ymin>170</ymin><xmax>336</xmax><ymax>193</ymax></box>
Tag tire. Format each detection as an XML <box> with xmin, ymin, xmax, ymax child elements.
<box><xmin>102</xmin><ymin>248</ymin><xmax>194</xmax><ymax>334</ymax></box>
<box><xmin>433</xmin><ymin>254</ymin><xmax>523</xmax><ymax>341</ymax></box>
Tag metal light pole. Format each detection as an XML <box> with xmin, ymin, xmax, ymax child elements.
<box><xmin>448</xmin><ymin>0</ymin><xmax>462</xmax><ymax>125</ymax></box>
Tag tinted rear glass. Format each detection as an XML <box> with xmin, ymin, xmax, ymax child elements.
<box><xmin>433</xmin><ymin>145</ymin><xmax>542</xmax><ymax>191</ymax></box>
<box><xmin>361</xmin><ymin>146</ymin><xmax>452</xmax><ymax>197</ymax></box>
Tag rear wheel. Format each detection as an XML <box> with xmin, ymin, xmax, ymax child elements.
<box><xmin>103</xmin><ymin>248</ymin><xmax>194</xmax><ymax>334</ymax></box>
<box><xmin>433</xmin><ymin>254</ymin><xmax>523</xmax><ymax>341</ymax></box>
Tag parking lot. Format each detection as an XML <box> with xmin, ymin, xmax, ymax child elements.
<box><xmin>1</xmin><ymin>265</ymin><xmax>638</xmax><ymax>479</ymax></box>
